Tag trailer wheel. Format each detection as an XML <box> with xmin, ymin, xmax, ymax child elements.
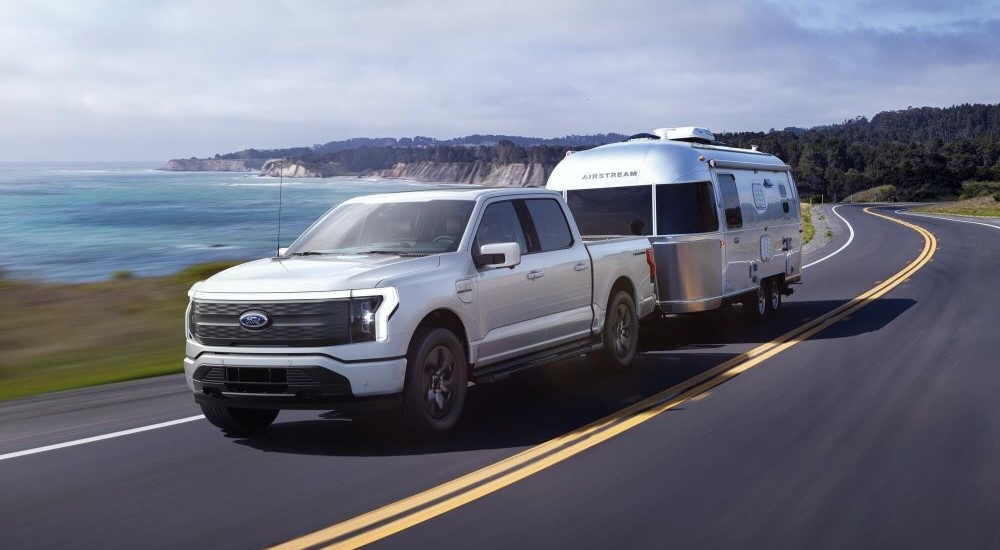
<box><xmin>590</xmin><ymin>290</ymin><xmax>639</xmax><ymax>371</ymax></box>
<box><xmin>743</xmin><ymin>282</ymin><xmax>769</xmax><ymax>321</ymax></box>
<box><xmin>200</xmin><ymin>404</ymin><xmax>278</xmax><ymax>435</ymax></box>
<box><xmin>767</xmin><ymin>279</ymin><xmax>782</xmax><ymax>315</ymax></box>
<box><xmin>398</xmin><ymin>327</ymin><xmax>468</xmax><ymax>438</ymax></box>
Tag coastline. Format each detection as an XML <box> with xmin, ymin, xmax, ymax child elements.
<box><xmin>162</xmin><ymin>157</ymin><xmax>553</xmax><ymax>186</ymax></box>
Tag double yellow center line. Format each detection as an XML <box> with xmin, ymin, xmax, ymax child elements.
<box><xmin>272</xmin><ymin>207</ymin><xmax>936</xmax><ymax>550</ymax></box>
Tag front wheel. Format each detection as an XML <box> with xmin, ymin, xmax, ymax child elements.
<box><xmin>200</xmin><ymin>404</ymin><xmax>278</xmax><ymax>435</ymax></box>
<box><xmin>399</xmin><ymin>328</ymin><xmax>469</xmax><ymax>438</ymax></box>
<box><xmin>590</xmin><ymin>290</ymin><xmax>639</xmax><ymax>371</ymax></box>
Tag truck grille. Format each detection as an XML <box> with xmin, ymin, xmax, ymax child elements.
<box><xmin>192</xmin><ymin>365</ymin><xmax>352</xmax><ymax>397</ymax></box>
<box><xmin>191</xmin><ymin>300</ymin><xmax>350</xmax><ymax>347</ymax></box>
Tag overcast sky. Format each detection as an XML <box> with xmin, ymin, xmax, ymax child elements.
<box><xmin>2</xmin><ymin>0</ymin><xmax>998</xmax><ymax>161</ymax></box>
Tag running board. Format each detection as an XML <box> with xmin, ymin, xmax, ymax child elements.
<box><xmin>473</xmin><ymin>339</ymin><xmax>601</xmax><ymax>383</ymax></box>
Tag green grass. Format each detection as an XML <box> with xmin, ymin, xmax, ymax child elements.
<box><xmin>800</xmin><ymin>202</ymin><xmax>815</xmax><ymax>245</ymax></box>
<box><xmin>844</xmin><ymin>184</ymin><xmax>897</xmax><ymax>203</ymax></box>
<box><xmin>911</xmin><ymin>195</ymin><xmax>1000</xmax><ymax>218</ymax></box>
<box><xmin>0</xmin><ymin>260</ymin><xmax>243</xmax><ymax>401</ymax></box>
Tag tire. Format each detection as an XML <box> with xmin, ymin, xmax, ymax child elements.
<box><xmin>742</xmin><ymin>282</ymin><xmax>768</xmax><ymax>321</ymax></box>
<box><xmin>200</xmin><ymin>404</ymin><xmax>278</xmax><ymax>435</ymax></box>
<box><xmin>590</xmin><ymin>290</ymin><xmax>639</xmax><ymax>371</ymax></box>
<box><xmin>766</xmin><ymin>278</ymin><xmax>782</xmax><ymax>316</ymax></box>
<box><xmin>398</xmin><ymin>327</ymin><xmax>468</xmax><ymax>438</ymax></box>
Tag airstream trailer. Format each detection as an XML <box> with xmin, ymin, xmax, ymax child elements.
<box><xmin>546</xmin><ymin>127</ymin><xmax>802</xmax><ymax>318</ymax></box>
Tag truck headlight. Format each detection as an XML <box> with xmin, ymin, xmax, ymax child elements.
<box><xmin>350</xmin><ymin>296</ymin><xmax>382</xmax><ymax>342</ymax></box>
<box><xmin>349</xmin><ymin>288</ymin><xmax>398</xmax><ymax>343</ymax></box>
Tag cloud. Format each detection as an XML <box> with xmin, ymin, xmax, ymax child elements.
<box><xmin>1</xmin><ymin>0</ymin><xmax>998</xmax><ymax>160</ymax></box>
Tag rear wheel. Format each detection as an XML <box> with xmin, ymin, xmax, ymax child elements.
<box><xmin>200</xmin><ymin>404</ymin><xmax>278</xmax><ymax>435</ymax></box>
<box><xmin>399</xmin><ymin>328</ymin><xmax>468</xmax><ymax>438</ymax></box>
<box><xmin>590</xmin><ymin>290</ymin><xmax>639</xmax><ymax>371</ymax></box>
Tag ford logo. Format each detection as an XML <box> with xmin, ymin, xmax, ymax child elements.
<box><xmin>238</xmin><ymin>310</ymin><xmax>271</xmax><ymax>330</ymax></box>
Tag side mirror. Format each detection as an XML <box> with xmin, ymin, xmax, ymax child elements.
<box><xmin>475</xmin><ymin>242</ymin><xmax>521</xmax><ymax>270</ymax></box>
<box><xmin>277</xmin><ymin>247</ymin><xmax>289</xmax><ymax>257</ymax></box>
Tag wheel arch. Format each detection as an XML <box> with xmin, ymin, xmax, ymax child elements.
<box><xmin>608</xmin><ymin>276</ymin><xmax>637</xmax><ymax>309</ymax></box>
<box><xmin>411</xmin><ymin>308</ymin><xmax>471</xmax><ymax>367</ymax></box>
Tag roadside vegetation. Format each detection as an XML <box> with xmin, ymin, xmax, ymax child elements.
<box><xmin>909</xmin><ymin>180</ymin><xmax>1000</xmax><ymax>217</ymax></box>
<box><xmin>911</xmin><ymin>194</ymin><xmax>1000</xmax><ymax>217</ymax></box>
<box><xmin>0</xmin><ymin>261</ymin><xmax>241</xmax><ymax>401</ymax></box>
<box><xmin>844</xmin><ymin>184</ymin><xmax>897</xmax><ymax>203</ymax></box>
<box><xmin>800</xmin><ymin>202</ymin><xmax>815</xmax><ymax>244</ymax></box>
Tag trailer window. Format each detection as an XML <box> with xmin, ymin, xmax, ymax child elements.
<box><xmin>655</xmin><ymin>182</ymin><xmax>719</xmax><ymax>234</ymax></box>
<box><xmin>718</xmin><ymin>174</ymin><xmax>742</xmax><ymax>229</ymax></box>
<box><xmin>566</xmin><ymin>186</ymin><xmax>652</xmax><ymax>236</ymax></box>
<box><xmin>752</xmin><ymin>182</ymin><xmax>767</xmax><ymax>211</ymax></box>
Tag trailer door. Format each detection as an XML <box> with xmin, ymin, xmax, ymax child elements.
<box><xmin>718</xmin><ymin>173</ymin><xmax>754</xmax><ymax>295</ymax></box>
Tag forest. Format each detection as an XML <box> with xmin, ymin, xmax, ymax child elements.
<box><xmin>717</xmin><ymin>103</ymin><xmax>1000</xmax><ymax>200</ymax></box>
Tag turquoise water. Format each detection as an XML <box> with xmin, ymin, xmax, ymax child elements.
<box><xmin>0</xmin><ymin>162</ymin><xmax>443</xmax><ymax>282</ymax></box>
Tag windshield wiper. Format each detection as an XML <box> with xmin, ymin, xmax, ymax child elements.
<box><xmin>287</xmin><ymin>251</ymin><xmax>327</xmax><ymax>256</ymax></box>
<box><xmin>363</xmin><ymin>250</ymin><xmax>430</xmax><ymax>256</ymax></box>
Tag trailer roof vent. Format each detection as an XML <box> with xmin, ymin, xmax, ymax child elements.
<box><xmin>625</xmin><ymin>132</ymin><xmax>661</xmax><ymax>141</ymax></box>
<box><xmin>652</xmin><ymin>127</ymin><xmax>716</xmax><ymax>144</ymax></box>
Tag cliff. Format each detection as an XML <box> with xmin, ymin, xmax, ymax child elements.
<box><xmin>259</xmin><ymin>159</ymin><xmax>326</xmax><ymax>178</ymax></box>
<box><xmin>374</xmin><ymin>161</ymin><xmax>553</xmax><ymax>187</ymax></box>
<box><xmin>162</xmin><ymin>157</ymin><xmax>556</xmax><ymax>186</ymax></box>
<box><xmin>161</xmin><ymin>158</ymin><xmax>264</xmax><ymax>171</ymax></box>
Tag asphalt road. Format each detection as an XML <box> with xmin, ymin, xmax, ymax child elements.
<box><xmin>2</xmin><ymin>205</ymin><xmax>998</xmax><ymax>549</ymax></box>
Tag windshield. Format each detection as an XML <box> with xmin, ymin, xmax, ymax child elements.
<box><xmin>286</xmin><ymin>199</ymin><xmax>475</xmax><ymax>255</ymax></box>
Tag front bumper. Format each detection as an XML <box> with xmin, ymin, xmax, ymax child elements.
<box><xmin>183</xmin><ymin>352</ymin><xmax>407</xmax><ymax>411</ymax></box>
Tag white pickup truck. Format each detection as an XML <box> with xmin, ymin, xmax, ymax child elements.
<box><xmin>184</xmin><ymin>188</ymin><xmax>656</xmax><ymax>436</ymax></box>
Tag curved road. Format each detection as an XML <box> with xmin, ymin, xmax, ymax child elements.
<box><xmin>2</xmin><ymin>205</ymin><xmax>998</xmax><ymax>549</ymax></box>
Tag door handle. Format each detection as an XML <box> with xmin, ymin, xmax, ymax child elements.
<box><xmin>734</xmin><ymin>237</ymin><xmax>740</xmax><ymax>244</ymax></box>
<box><xmin>527</xmin><ymin>269</ymin><xmax>544</xmax><ymax>280</ymax></box>
<box><xmin>573</xmin><ymin>262</ymin><xmax>590</xmax><ymax>272</ymax></box>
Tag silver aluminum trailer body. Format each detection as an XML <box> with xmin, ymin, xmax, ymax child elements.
<box><xmin>546</xmin><ymin>135</ymin><xmax>802</xmax><ymax>314</ymax></box>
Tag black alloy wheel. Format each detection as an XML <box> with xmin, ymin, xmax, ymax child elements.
<box><xmin>400</xmin><ymin>327</ymin><xmax>468</xmax><ymax>437</ymax></box>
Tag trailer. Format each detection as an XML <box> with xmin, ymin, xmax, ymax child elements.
<box><xmin>546</xmin><ymin>127</ymin><xmax>803</xmax><ymax>319</ymax></box>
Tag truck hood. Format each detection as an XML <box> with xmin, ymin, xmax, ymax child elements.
<box><xmin>195</xmin><ymin>254</ymin><xmax>441</xmax><ymax>294</ymax></box>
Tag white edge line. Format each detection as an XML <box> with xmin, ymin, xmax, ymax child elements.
<box><xmin>896</xmin><ymin>209</ymin><xmax>1000</xmax><ymax>231</ymax></box>
<box><xmin>803</xmin><ymin>204</ymin><xmax>855</xmax><ymax>269</ymax></box>
<box><xmin>0</xmin><ymin>415</ymin><xmax>205</xmax><ymax>461</ymax></box>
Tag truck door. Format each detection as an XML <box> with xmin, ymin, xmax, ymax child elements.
<box><xmin>473</xmin><ymin>200</ymin><xmax>553</xmax><ymax>366</ymax></box>
<box><xmin>519</xmin><ymin>198</ymin><xmax>592</xmax><ymax>345</ymax></box>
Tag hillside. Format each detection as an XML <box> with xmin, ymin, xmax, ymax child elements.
<box><xmin>718</xmin><ymin>103</ymin><xmax>1000</xmax><ymax>200</ymax></box>
<box><xmin>165</xmin><ymin>103</ymin><xmax>1000</xmax><ymax>199</ymax></box>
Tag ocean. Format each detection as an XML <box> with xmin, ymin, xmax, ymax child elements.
<box><xmin>0</xmin><ymin>162</ymin><xmax>449</xmax><ymax>282</ymax></box>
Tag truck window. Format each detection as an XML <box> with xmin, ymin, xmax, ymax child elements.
<box><xmin>655</xmin><ymin>182</ymin><xmax>719</xmax><ymax>234</ymax></box>
<box><xmin>522</xmin><ymin>199</ymin><xmax>573</xmax><ymax>251</ymax></box>
<box><xmin>286</xmin><ymin>199</ymin><xmax>475</xmax><ymax>255</ymax></box>
<box><xmin>718</xmin><ymin>174</ymin><xmax>742</xmax><ymax>229</ymax></box>
<box><xmin>566</xmin><ymin>186</ymin><xmax>652</xmax><ymax>236</ymax></box>
<box><xmin>474</xmin><ymin>201</ymin><xmax>528</xmax><ymax>254</ymax></box>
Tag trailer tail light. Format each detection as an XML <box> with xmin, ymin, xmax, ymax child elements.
<box><xmin>645</xmin><ymin>248</ymin><xmax>656</xmax><ymax>282</ymax></box>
